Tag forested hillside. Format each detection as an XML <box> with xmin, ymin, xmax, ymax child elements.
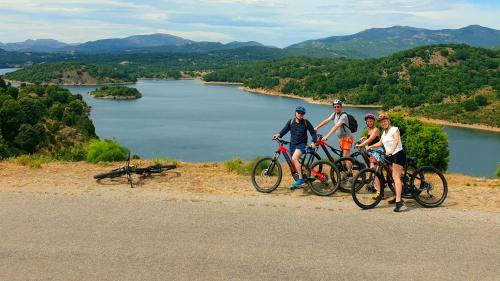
<box><xmin>204</xmin><ymin>44</ymin><xmax>500</xmax><ymax>127</ymax></box>
<box><xmin>0</xmin><ymin>77</ymin><xmax>96</xmax><ymax>159</ymax></box>
<box><xmin>3</xmin><ymin>46</ymin><xmax>285</xmax><ymax>83</ymax></box>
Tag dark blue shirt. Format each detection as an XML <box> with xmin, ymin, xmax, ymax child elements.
<box><xmin>278</xmin><ymin>118</ymin><xmax>317</xmax><ymax>146</ymax></box>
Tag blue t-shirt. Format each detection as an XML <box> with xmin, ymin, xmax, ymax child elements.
<box><xmin>278</xmin><ymin>118</ymin><xmax>317</xmax><ymax>146</ymax></box>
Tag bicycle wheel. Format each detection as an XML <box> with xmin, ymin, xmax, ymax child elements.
<box><xmin>411</xmin><ymin>166</ymin><xmax>448</xmax><ymax>208</ymax></box>
<box><xmin>307</xmin><ymin>160</ymin><xmax>340</xmax><ymax>196</ymax></box>
<box><xmin>300</xmin><ymin>151</ymin><xmax>322</xmax><ymax>179</ymax></box>
<box><xmin>251</xmin><ymin>157</ymin><xmax>282</xmax><ymax>193</ymax></box>
<box><xmin>334</xmin><ymin>157</ymin><xmax>366</xmax><ymax>192</ymax></box>
<box><xmin>351</xmin><ymin>168</ymin><xmax>383</xmax><ymax>209</ymax></box>
<box><xmin>94</xmin><ymin>168</ymin><xmax>126</xmax><ymax>180</ymax></box>
<box><xmin>144</xmin><ymin>164</ymin><xmax>177</xmax><ymax>173</ymax></box>
<box><xmin>401</xmin><ymin>164</ymin><xmax>417</xmax><ymax>199</ymax></box>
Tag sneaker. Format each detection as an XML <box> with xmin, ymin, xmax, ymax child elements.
<box><xmin>372</xmin><ymin>191</ymin><xmax>381</xmax><ymax>200</ymax></box>
<box><xmin>393</xmin><ymin>200</ymin><xmax>406</xmax><ymax>212</ymax></box>
<box><xmin>290</xmin><ymin>179</ymin><xmax>304</xmax><ymax>190</ymax></box>
<box><xmin>388</xmin><ymin>198</ymin><xmax>396</xmax><ymax>204</ymax></box>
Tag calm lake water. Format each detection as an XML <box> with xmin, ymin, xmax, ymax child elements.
<box><xmin>1</xmin><ymin>68</ymin><xmax>499</xmax><ymax>177</ymax></box>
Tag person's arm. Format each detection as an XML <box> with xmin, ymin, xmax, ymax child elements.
<box><xmin>273</xmin><ymin>120</ymin><xmax>291</xmax><ymax>139</ymax></box>
<box><xmin>306</xmin><ymin>120</ymin><xmax>317</xmax><ymax>145</ymax></box>
<box><xmin>323</xmin><ymin>113</ymin><xmax>346</xmax><ymax>140</ymax></box>
<box><xmin>357</xmin><ymin>128</ymin><xmax>379</xmax><ymax>147</ymax></box>
<box><xmin>322</xmin><ymin>121</ymin><xmax>342</xmax><ymax>141</ymax></box>
<box><xmin>386</xmin><ymin>128</ymin><xmax>400</xmax><ymax>156</ymax></box>
<box><xmin>314</xmin><ymin>114</ymin><xmax>334</xmax><ymax>132</ymax></box>
<box><xmin>367</xmin><ymin>140</ymin><xmax>383</xmax><ymax>150</ymax></box>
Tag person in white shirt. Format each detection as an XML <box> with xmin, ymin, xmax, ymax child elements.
<box><xmin>367</xmin><ymin>113</ymin><xmax>406</xmax><ymax>212</ymax></box>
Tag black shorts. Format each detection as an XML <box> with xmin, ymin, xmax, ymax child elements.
<box><xmin>387</xmin><ymin>150</ymin><xmax>405</xmax><ymax>166</ymax></box>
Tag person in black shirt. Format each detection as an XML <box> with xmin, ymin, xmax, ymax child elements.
<box><xmin>273</xmin><ymin>106</ymin><xmax>317</xmax><ymax>190</ymax></box>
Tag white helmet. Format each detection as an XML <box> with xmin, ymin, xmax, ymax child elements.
<box><xmin>332</xmin><ymin>99</ymin><xmax>342</xmax><ymax>106</ymax></box>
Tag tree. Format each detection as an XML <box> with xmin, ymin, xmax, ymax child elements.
<box><xmin>462</xmin><ymin>99</ymin><xmax>478</xmax><ymax>111</ymax></box>
<box><xmin>14</xmin><ymin>123</ymin><xmax>46</xmax><ymax>153</ymax></box>
<box><xmin>0</xmin><ymin>100</ymin><xmax>26</xmax><ymax>142</ymax></box>
<box><xmin>474</xmin><ymin>95</ymin><xmax>488</xmax><ymax>106</ymax></box>
<box><xmin>19</xmin><ymin>97</ymin><xmax>46</xmax><ymax>125</ymax></box>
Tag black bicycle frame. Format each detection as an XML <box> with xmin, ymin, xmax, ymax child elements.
<box><xmin>272</xmin><ymin>142</ymin><xmax>299</xmax><ymax>179</ymax></box>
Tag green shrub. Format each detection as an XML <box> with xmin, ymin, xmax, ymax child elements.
<box><xmin>462</xmin><ymin>99</ymin><xmax>479</xmax><ymax>111</ymax></box>
<box><xmin>224</xmin><ymin>156</ymin><xmax>264</xmax><ymax>175</ymax></box>
<box><xmin>0</xmin><ymin>136</ymin><xmax>12</xmax><ymax>159</ymax></box>
<box><xmin>9</xmin><ymin>154</ymin><xmax>52</xmax><ymax>168</ymax></box>
<box><xmin>388</xmin><ymin>112</ymin><xmax>449</xmax><ymax>171</ymax></box>
<box><xmin>53</xmin><ymin>146</ymin><xmax>87</xmax><ymax>161</ymax></box>
<box><xmin>224</xmin><ymin>157</ymin><xmax>247</xmax><ymax>174</ymax></box>
<box><xmin>85</xmin><ymin>139</ymin><xmax>128</xmax><ymax>163</ymax></box>
<box><xmin>496</xmin><ymin>163</ymin><xmax>500</xmax><ymax>178</ymax></box>
<box><xmin>474</xmin><ymin>95</ymin><xmax>488</xmax><ymax>106</ymax></box>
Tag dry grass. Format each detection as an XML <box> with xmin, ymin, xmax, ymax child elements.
<box><xmin>0</xmin><ymin>160</ymin><xmax>498</xmax><ymax>213</ymax></box>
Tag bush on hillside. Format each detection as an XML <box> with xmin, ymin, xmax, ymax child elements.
<box><xmin>85</xmin><ymin>139</ymin><xmax>128</xmax><ymax>163</ymax></box>
<box><xmin>387</xmin><ymin>112</ymin><xmax>449</xmax><ymax>171</ymax></box>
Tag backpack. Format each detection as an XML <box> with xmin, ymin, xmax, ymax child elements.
<box><xmin>334</xmin><ymin>112</ymin><xmax>358</xmax><ymax>133</ymax></box>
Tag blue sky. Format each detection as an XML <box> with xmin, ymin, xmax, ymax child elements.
<box><xmin>0</xmin><ymin>0</ymin><xmax>499</xmax><ymax>47</ymax></box>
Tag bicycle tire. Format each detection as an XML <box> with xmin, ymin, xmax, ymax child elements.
<box><xmin>334</xmin><ymin>157</ymin><xmax>366</xmax><ymax>193</ymax></box>
<box><xmin>94</xmin><ymin>168</ymin><xmax>126</xmax><ymax>180</ymax></box>
<box><xmin>351</xmin><ymin>168</ymin><xmax>384</xmax><ymax>209</ymax></box>
<box><xmin>307</xmin><ymin>160</ymin><xmax>340</xmax><ymax>196</ymax></box>
<box><xmin>138</xmin><ymin>164</ymin><xmax>177</xmax><ymax>174</ymax></box>
<box><xmin>251</xmin><ymin>157</ymin><xmax>282</xmax><ymax>193</ymax></box>
<box><xmin>411</xmin><ymin>166</ymin><xmax>448</xmax><ymax>208</ymax></box>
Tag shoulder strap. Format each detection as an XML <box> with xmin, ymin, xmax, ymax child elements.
<box><xmin>290</xmin><ymin>118</ymin><xmax>308</xmax><ymax>126</ymax></box>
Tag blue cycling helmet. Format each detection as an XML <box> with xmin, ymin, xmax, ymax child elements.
<box><xmin>295</xmin><ymin>106</ymin><xmax>306</xmax><ymax>113</ymax></box>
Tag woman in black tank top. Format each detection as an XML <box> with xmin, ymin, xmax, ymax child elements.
<box><xmin>356</xmin><ymin>113</ymin><xmax>381</xmax><ymax>149</ymax></box>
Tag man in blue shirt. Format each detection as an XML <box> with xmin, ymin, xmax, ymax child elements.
<box><xmin>273</xmin><ymin>106</ymin><xmax>317</xmax><ymax>190</ymax></box>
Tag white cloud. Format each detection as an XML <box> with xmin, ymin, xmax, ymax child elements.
<box><xmin>0</xmin><ymin>0</ymin><xmax>499</xmax><ymax>46</ymax></box>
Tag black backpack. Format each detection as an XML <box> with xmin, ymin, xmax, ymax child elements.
<box><xmin>334</xmin><ymin>112</ymin><xmax>358</xmax><ymax>133</ymax></box>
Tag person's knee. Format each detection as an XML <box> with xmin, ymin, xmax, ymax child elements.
<box><xmin>292</xmin><ymin>153</ymin><xmax>301</xmax><ymax>161</ymax></box>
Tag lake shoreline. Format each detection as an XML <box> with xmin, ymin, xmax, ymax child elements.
<box><xmin>239</xmin><ymin>86</ymin><xmax>382</xmax><ymax>108</ymax></box>
<box><xmin>239</xmin><ymin>86</ymin><xmax>500</xmax><ymax>133</ymax></box>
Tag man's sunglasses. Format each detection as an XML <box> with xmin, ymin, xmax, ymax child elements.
<box><xmin>333</xmin><ymin>105</ymin><xmax>341</xmax><ymax>109</ymax></box>
<box><xmin>296</xmin><ymin>111</ymin><xmax>305</xmax><ymax>115</ymax></box>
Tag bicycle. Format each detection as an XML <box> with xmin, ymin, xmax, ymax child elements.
<box><xmin>94</xmin><ymin>153</ymin><xmax>177</xmax><ymax>188</ymax></box>
<box><xmin>351</xmin><ymin>149</ymin><xmax>447</xmax><ymax>209</ymax></box>
<box><xmin>251</xmin><ymin>138</ymin><xmax>341</xmax><ymax>196</ymax></box>
<box><xmin>301</xmin><ymin>134</ymin><xmax>366</xmax><ymax>192</ymax></box>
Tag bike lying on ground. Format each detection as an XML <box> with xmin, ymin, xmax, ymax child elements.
<box><xmin>301</xmin><ymin>134</ymin><xmax>366</xmax><ymax>192</ymax></box>
<box><xmin>251</xmin><ymin>138</ymin><xmax>341</xmax><ymax>196</ymax></box>
<box><xmin>351</xmin><ymin>149</ymin><xmax>447</xmax><ymax>209</ymax></box>
<box><xmin>93</xmin><ymin>153</ymin><xmax>177</xmax><ymax>188</ymax></box>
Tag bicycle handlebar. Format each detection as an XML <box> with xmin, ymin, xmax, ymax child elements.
<box><xmin>273</xmin><ymin>138</ymin><xmax>290</xmax><ymax>145</ymax></box>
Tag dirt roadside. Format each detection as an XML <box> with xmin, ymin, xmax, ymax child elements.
<box><xmin>0</xmin><ymin>161</ymin><xmax>498</xmax><ymax>213</ymax></box>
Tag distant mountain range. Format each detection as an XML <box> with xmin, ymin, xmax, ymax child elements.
<box><xmin>1</xmin><ymin>25</ymin><xmax>499</xmax><ymax>58</ymax></box>
<box><xmin>0</xmin><ymin>39</ymin><xmax>72</xmax><ymax>53</ymax></box>
<box><xmin>0</xmin><ymin>33</ymin><xmax>267</xmax><ymax>54</ymax></box>
<box><xmin>286</xmin><ymin>25</ymin><xmax>500</xmax><ymax>58</ymax></box>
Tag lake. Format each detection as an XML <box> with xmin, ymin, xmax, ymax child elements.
<box><xmin>1</xmin><ymin>69</ymin><xmax>499</xmax><ymax>177</ymax></box>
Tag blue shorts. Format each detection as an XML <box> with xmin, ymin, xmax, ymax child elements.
<box><xmin>290</xmin><ymin>144</ymin><xmax>306</xmax><ymax>154</ymax></box>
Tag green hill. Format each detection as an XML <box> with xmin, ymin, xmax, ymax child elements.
<box><xmin>204</xmin><ymin>44</ymin><xmax>500</xmax><ymax>127</ymax></box>
<box><xmin>3</xmin><ymin>46</ymin><xmax>285</xmax><ymax>84</ymax></box>
<box><xmin>286</xmin><ymin>25</ymin><xmax>500</xmax><ymax>58</ymax></box>
<box><xmin>0</xmin><ymin>77</ymin><xmax>96</xmax><ymax>159</ymax></box>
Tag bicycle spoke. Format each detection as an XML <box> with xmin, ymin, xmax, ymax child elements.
<box><xmin>411</xmin><ymin>166</ymin><xmax>448</xmax><ymax>207</ymax></box>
